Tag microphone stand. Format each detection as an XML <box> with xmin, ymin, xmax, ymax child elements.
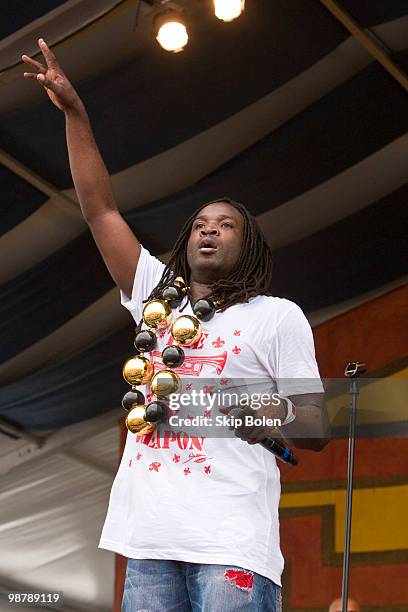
<box><xmin>341</xmin><ymin>362</ymin><xmax>366</xmax><ymax>612</ymax></box>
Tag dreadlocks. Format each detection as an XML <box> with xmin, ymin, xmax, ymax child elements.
<box><xmin>145</xmin><ymin>197</ymin><xmax>274</xmax><ymax>313</ymax></box>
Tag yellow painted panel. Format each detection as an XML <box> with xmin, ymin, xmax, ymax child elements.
<box><xmin>280</xmin><ymin>485</ymin><xmax>408</xmax><ymax>552</ymax></box>
<box><xmin>327</xmin><ymin>372</ymin><xmax>408</xmax><ymax>426</ymax></box>
<box><xmin>389</xmin><ymin>367</ymin><xmax>408</xmax><ymax>378</ymax></box>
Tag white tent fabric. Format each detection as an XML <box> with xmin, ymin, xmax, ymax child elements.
<box><xmin>0</xmin><ymin>416</ymin><xmax>121</xmax><ymax>611</ymax></box>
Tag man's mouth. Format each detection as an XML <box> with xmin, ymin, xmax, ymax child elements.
<box><xmin>198</xmin><ymin>238</ymin><xmax>218</xmax><ymax>254</ymax></box>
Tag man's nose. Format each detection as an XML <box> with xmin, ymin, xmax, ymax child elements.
<box><xmin>200</xmin><ymin>226</ymin><xmax>218</xmax><ymax>236</ymax></box>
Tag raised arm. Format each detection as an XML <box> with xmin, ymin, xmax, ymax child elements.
<box><xmin>22</xmin><ymin>38</ymin><xmax>140</xmax><ymax>297</ymax></box>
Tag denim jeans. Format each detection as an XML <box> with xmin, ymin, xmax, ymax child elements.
<box><xmin>122</xmin><ymin>559</ymin><xmax>282</xmax><ymax>612</ymax></box>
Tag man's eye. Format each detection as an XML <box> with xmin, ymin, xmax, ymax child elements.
<box><xmin>195</xmin><ymin>223</ymin><xmax>204</xmax><ymax>229</ymax></box>
<box><xmin>222</xmin><ymin>222</ymin><xmax>232</xmax><ymax>228</ymax></box>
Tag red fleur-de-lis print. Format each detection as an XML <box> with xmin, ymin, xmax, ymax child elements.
<box><xmin>192</xmin><ymin>332</ymin><xmax>208</xmax><ymax>349</ymax></box>
<box><xmin>184</xmin><ymin>467</ymin><xmax>191</xmax><ymax>476</ymax></box>
<box><xmin>173</xmin><ymin>454</ymin><xmax>180</xmax><ymax>463</ymax></box>
<box><xmin>212</xmin><ymin>336</ymin><xmax>225</xmax><ymax>348</ymax></box>
<box><xmin>185</xmin><ymin>383</ymin><xmax>193</xmax><ymax>391</ymax></box>
<box><xmin>220</xmin><ymin>379</ymin><xmax>229</xmax><ymax>385</ymax></box>
<box><xmin>233</xmin><ymin>330</ymin><xmax>241</xmax><ymax>336</ymax></box>
<box><xmin>128</xmin><ymin>459</ymin><xmax>132</xmax><ymax>468</ymax></box>
<box><xmin>204</xmin><ymin>465</ymin><xmax>212</xmax><ymax>474</ymax></box>
<box><xmin>203</xmin><ymin>385</ymin><xmax>214</xmax><ymax>394</ymax></box>
<box><xmin>136</xmin><ymin>453</ymin><xmax>142</xmax><ymax>461</ymax></box>
<box><xmin>149</xmin><ymin>462</ymin><xmax>161</xmax><ymax>472</ymax></box>
<box><xmin>232</xmin><ymin>346</ymin><xmax>241</xmax><ymax>355</ymax></box>
<box><xmin>203</xmin><ymin>409</ymin><xmax>212</xmax><ymax>418</ymax></box>
<box><xmin>159</xmin><ymin>330</ymin><xmax>167</xmax><ymax>339</ymax></box>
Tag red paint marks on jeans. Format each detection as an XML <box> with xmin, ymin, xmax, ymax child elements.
<box><xmin>224</xmin><ymin>569</ymin><xmax>254</xmax><ymax>591</ymax></box>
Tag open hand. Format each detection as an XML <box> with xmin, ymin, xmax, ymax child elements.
<box><xmin>22</xmin><ymin>38</ymin><xmax>81</xmax><ymax>113</ymax></box>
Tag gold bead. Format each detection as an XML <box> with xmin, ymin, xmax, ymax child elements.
<box><xmin>151</xmin><ymin>369</ymin><xmax>181</xmax><ymax>398</ymax></box>
<box><xmin>123</xmin><ymin>355</ymin><xmax>154</xmax><ymax>385</ymax></box>
<box><xmin>143</xmin><ymin>299</ymin><xmax>172</xmax><ymax>329</ymax></box>
<box><xmin>174</xmin><ymin>277</ymin><xmax>188</xmax><ymax>292</ymax></box>
<box><xmin>125</xmin><ymin>404</ymin><xmax>154</xmax><ymax>434</ymax></box>
<box><xmin>171</xmin><ymin>315</ymin><xmax>201</xmax><ymax>346</ymax></box>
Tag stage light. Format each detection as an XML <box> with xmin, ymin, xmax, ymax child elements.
<box><xmin>213</xmin><ymin>0</ymin><xmax>245</xmax><ymax>22</ymax></box>
<box><xmin>155</xmin><ymin>10</ymin><xmax>188</xmax><ymax>53</ymax></box>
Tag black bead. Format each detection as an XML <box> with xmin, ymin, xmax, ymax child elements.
<box><xmin>161</xmin><ymin>285</ymin><xmax>183</xmax><ymax>307</ymax></box>
<box><xmin>193</xmin><ymin>298</ymin><xmax>215</xmax><ymax>321</ymax></box>
<box><xmin>162</xmin><ymin>345</ymin><xmax>185</xmax><ymax>368</ymax></box>
<box><xmin>122</xmin><ymin>389</ymin><xmax>145</xmax><ymax>412</ymax></box>
<box><xmin>145</xmin><ymin>400</ymin><xmax>168</xmax><ymax>423</ymax></box>
<box><xmin>134</xmin><ymin>329</ymin><xmax>157</xmax><ymax>352</ymax></box>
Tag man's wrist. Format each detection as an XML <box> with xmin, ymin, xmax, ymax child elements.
<box><xmin>275</xmin><ymin>400</ymin><xmax>287</xmax><ymax>424</ymax></box>
<box><xmin>64</xmin><ymin>99</ymin><xmax>87</xmax><ymax>120</ymax></box>
<box><xmin>279</xmin><ymin>397</ymin><xmax>296</xmax><ymax>427</ymax></box>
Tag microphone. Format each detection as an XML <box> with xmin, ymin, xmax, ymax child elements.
<box><xmin>226</xmin><ymin>406</ymin><xmax>298</xmax><ymax>466</ymax></box>
<box><xmin>260</xmin><ymin>437</ymin><xmax>298</xmax><ymax>465</ymax></box>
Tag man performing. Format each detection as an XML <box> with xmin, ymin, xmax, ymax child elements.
<box><xmin>22</xmin><ymin>39</ymin><xmax>330</xmax><ymax>611</ymax></box>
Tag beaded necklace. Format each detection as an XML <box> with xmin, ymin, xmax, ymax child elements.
<box><xmin>122</xmin><ymin>277</ymin><xmax>219</xmax><ymax>435</ymax></box>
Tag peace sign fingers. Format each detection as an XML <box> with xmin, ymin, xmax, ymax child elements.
<box><xmin>21</xmin><ymin>54</ymin><xmax>47</xmax><ymax>74</ymax></box>
<box><xmin>38</xmin><ymin>38</ymin><xmax>59</xmax><ymax>70</ymax></box>
<box><xmin>21</xmin><ymin>37</ymin><xmax>81</xmax><ymax>113</ymax></box>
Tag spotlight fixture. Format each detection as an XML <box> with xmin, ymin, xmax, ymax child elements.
<box><xmin>154</xmin><ymin>9</ymin><xmax>188</xmax><ymax>53</ymax></box>
<box><xmin>213</xmin><ymin>0</ymin><xmax>245</xmax><ymax>22</ymax></box>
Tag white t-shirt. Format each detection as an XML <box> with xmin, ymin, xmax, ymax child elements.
<box><xmin>99</xmin><ymin>245</ymin><xmax>323</xmax><ymax>586</ymax></box>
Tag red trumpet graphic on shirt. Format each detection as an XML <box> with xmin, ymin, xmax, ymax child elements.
<box><xmin>150</xmin><ymin>350</ymin><xmax>227</xmax><ymax>376</ymax></box>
